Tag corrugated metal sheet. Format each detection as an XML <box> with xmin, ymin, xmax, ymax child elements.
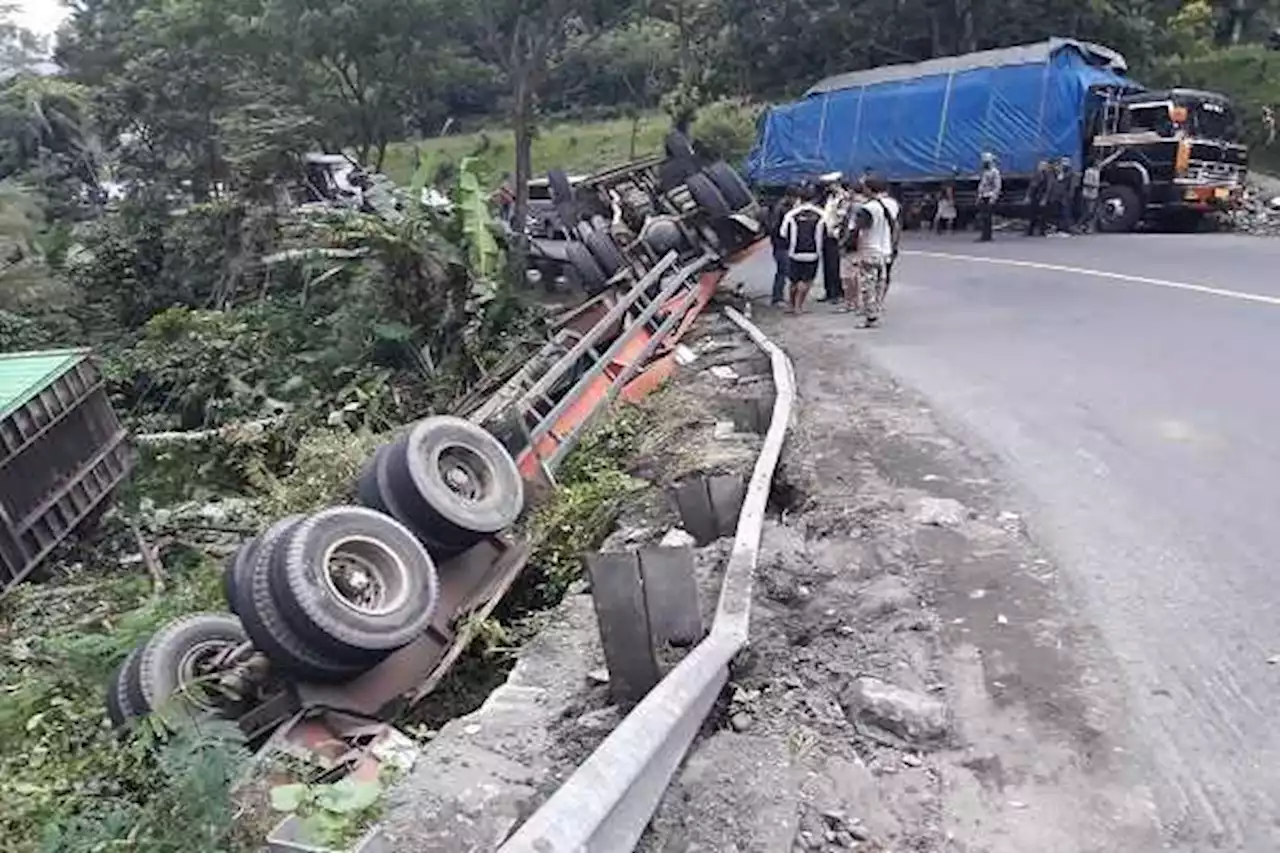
<box><xmin>0</xmin><ymin>349</ymin><xmax>90</xmax><ymax>421</ymax></box>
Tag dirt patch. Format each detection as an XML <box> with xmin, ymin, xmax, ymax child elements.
<box><xmin>641</xmin><ymin>312</ymin><xmax>1163</xmax><ymax>852</ymax></box>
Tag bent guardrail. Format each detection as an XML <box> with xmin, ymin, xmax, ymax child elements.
<box><xmin>497</xmin><ymin>305</ymin><xmax>796</xmax><ymax>852</ymax></box>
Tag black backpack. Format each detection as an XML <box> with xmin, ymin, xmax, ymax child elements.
<box><xmin>788</xmin><ymin>207</ymin><xmax>822</xmax><ymax>256</ymax></box>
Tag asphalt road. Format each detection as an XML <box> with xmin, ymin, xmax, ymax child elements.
<box><xmin>735</xmin><ymin>231</ymin><xmax>1280</xmax><ymax>851</ymax></box>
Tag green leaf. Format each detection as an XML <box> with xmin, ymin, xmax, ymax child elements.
<box><xmin>315</xmin><ymin>778</ymin><xmax>382</xmax><ymax>814</ymax></box>
<box><xmin>270</xmin><ymin>783</ymin><xmax>309</xmax><ymax>812</ymax></box>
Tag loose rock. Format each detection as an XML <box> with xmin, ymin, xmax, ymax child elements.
<box><xmin>841</xmin><ymin>677</ymin><xmax>951</xmax><ymax>745</ymax></box>
<box><xmin>660</xmin><ymin>528</ymin><xmax>697</xmax><ymax>548</ymax></box>
<box><xmin>911</xmin><ymin>496</ymin><xmax>967</xmax><ymax>527</ymax></box>
<box><xmin>730</xmin><ymin>712</ymin><xmax>753</xmax><ymax>732</ymax></box>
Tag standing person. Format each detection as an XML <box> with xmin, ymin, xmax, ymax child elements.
<box><xmin>976</xmin><ymin>153</ymin><xmax>1001</xmax><ymax>242</ymax></box>
<box><xmin>779</xmin><ymin>185</ymin><xmax>826</xmax><ymax>314</ymax></box>
<box><xmin>820</xmin><ymin>180</ymin><xmax>848</xmax><ymax>302</ymax></box>
<box><xmin>766</xmin><ymin>189</ymin><xmax>795</xmax><ymax>306</ymax></box>
<box><xmin>1079</xmin><ymin>158</ymin><xmax>1102</xmax><ymax>233</ymax></box>
<box><xmin>840</xmin><ymin>180</ymin><xmax>870</xmax><ymax>311</ymax></box>
<box><xmin>845</xmin><ymin>177</ymin><xmax>899</xmax><ymax>327</ymax></box>
<box><xmin>1026</xmin><ymin>160</ymin><xmax>1051</xmax><ymax>237</ymax></box>
<box><xmin>934</xmin><ymin>169</ymin><xmax>959</xmax><ymax>234</ymax></box>
<box><xmin>1055</xmin><ymin>156</ymin><xmax>1077</xmax><ymax>235</ymax></box>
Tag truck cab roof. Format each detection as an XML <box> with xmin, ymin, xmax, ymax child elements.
<box><xmin>1118</xmin><ymin>88</ymin><xmax>1232</xmax><ymax>106</ymax></box>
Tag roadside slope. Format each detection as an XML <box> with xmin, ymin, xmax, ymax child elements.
<box><xmin>643</xmin><ymin>305</ymin><xmax>1165</xmax><ymax>852</ymax></box>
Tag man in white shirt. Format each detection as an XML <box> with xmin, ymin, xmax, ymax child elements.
<box><xmin>779</xmin><ymin>185</ymin><xmax>826</xmax><ymax>314</ymax></box>
<box><xmin>845</xmin><ymin>178</ymin><xmax>900</xmax><ymax>326</ymax></box>
<box><xmin>819</xmin><ymin>178</ymin><xmax>849</xmax><ymax>302</ymax></box>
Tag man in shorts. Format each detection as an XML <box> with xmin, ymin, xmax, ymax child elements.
<box><xmin>779</xmin><ymin>185</ymin><xmax>826</xmax><ymax>314</ymax></box>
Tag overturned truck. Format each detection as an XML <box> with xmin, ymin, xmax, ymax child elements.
<box><xmin>747</xmin><ymin>38</ymin><xmax>1249</xmax><ymax>232</ymax></box>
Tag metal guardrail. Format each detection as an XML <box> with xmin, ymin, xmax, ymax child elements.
<box><xmin>497</xmin><ymin>305</ymin><xmax>796</xmax><ymax>852</ymax></box>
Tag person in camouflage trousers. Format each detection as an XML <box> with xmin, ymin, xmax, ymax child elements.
<box><xmin>844</xmin><ymin>178</ymin><xmax>901</xmax><ymax>326</ymax></box>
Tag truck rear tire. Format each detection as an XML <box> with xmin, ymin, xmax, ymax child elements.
<box><xmin>1098</xmin><ymin>185</ymin><xmax>1142</xmax><ymax>233</ymax></box>
<box><xmin>704</xmin><ymin>162</ymin><xmax>753</xmax><ymax>211</ymax></box>
<box><xmin>565</xmin><ymin>242</ymin><xmax>607</xmax><ymax>293</ymax></box>
<box><xmin>686</xmin><ymin>173</ymin><xmax>731</xmax><ymax>218</ymax></box>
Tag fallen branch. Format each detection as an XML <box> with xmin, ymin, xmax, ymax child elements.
<box><xmin>134</xmin><ymin>416</ymin><xmax>286</xmax><ymax>445</ymax></box>
<box><xmin>129</xmin><ymin>524</ymin><xmax>166</xmax><ymax>597</ymax></box>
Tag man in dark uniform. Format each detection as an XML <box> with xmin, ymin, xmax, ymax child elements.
<box><xmin>766</xmin><ymin>189</ymin><xmax>795</xmax><ymax>306</ymax></box>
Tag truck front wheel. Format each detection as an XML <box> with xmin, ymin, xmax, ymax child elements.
<box><xmin>1098</xmin><ymin>185</ymin><xmax>1142</xmax><ymax>233</ymax></box>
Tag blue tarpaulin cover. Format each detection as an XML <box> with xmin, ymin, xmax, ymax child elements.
<box><xmin>745</xmin><ymin>39</ymin><xmax>1136</xmax><ymax>186</ymax></box>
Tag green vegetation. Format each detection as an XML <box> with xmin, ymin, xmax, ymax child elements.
<box><xmin>3</xmin><ymin>0</ymin><xmax>1278</xmax><ymax>845</ymax></box>
<box><xmin>270</xmin><ymin>777</ymin><xmax>385</xmax><ymax>848</ymax></box>
<box><xmin>382</xmin><ymin>113</ymin><xmax>673</xmax><ymax>186</ymax></box>
<box><xmin>1149</xmin><ymin>45</ymin><xmax>1280</xmax><ymax>170</ymax></box>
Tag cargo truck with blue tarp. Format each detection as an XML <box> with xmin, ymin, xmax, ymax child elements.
<box><xmin>746</xmin><ymin>39</ymin><xmax>1249</xmax><ymax>232</ymax></box>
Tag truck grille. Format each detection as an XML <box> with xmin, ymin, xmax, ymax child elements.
<box><xmin>1183</xmin><ymin>159</ymin><xmax>1245</xmax><ymax>186</ymax></box>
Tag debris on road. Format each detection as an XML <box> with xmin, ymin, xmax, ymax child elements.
<box><xmin>911</xmin><ymin>495</ymin><xmax>968</xmax><ymax>527</ymax></box>
<box><xmin>841</xmin><ymin>677</ymin><xmax>952</xmax><ymax>747</ymax></box>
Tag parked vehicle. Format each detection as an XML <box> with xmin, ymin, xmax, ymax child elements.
<box><xmin>747</xmin><ymin>38</ymin><xmax>1249</xmax><ymax>232</ymax></box>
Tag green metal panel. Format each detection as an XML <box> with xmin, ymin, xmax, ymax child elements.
<box><xmin>0</xmin><ymin>349</ymin><xmax>90</xmax><ymax>421</ymax></box>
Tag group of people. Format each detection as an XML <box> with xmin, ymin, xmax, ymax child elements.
<box><xmin>1023</xmin><ymin>157</ymin><xmax>1103</xmax><ymax>237</ymax></box>
<box><xmin>967</xmin><ymin>152</ymin><xmax>1103</xmax><ymax>241</ymax></box>
<box><xmin>766</xmin><ymin>174</ymin><xmax>902</xmax><ymax>327</ymax></box>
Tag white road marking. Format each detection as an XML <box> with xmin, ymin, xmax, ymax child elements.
<box><xmin>903</xmin><ymin>249</ymin><xmax>1280</xmax><ymax>307</ymax></box>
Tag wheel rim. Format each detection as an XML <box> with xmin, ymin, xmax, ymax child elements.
<box><xmin>1103</xmin><ymin>196</ymin><xmax>1125</xmax><ymax>222</ymax></box>
<box><xmin>436</xmin><ymin>444</ymin><xmax>494</xmax><ymax>503</ymax></box>
<box><xmin>176</xmin><ymin>639</ymin><xmax>236</xmax><ymax>710</ymax></box>
<box><xmin>321</xmin><ymin>535</ymin><xmax>411</xmax><ymax>617</ymax></box>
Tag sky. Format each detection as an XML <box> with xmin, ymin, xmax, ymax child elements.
<box><xmin>13</xmin><ymin>0</ymin><xmax>69</xmax><ymax>38</ymax></box>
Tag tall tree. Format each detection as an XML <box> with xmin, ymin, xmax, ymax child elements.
<box><xmin>468</xmin><ymin>0</ymin><xmax>638</xmax><ymax>269</ymax></box>
<box><xmin>0</xmin><ymin>3</ymin><xmax>43</xmax><ymax>78</ymax></box>
<box><xmin>260</xmin><ymin>0</ymin><xmax>454</xmax><ymax>169</ymax></box>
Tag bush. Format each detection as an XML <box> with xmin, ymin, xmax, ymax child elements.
<box><xmin>691</xmin><ymin>100</ymin><xmax>765</xmax><ymax>167</ymax></box>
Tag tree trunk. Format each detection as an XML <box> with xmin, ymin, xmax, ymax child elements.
<box><xmin>629</xmin><ymin>112</ymin><xmax>641</xmax><ymax>159</ymax></box>
<box><xmin>374</xmin><ymin>138</ymin><xmax>389</xmax><ymax>172</ymax></box>
<box><xmin>1229</xmin><ymin>0</ymin><xmax>1245</xmax><ymax>44</ymax></box>
<box><xmin>511</xmin><ymin>73</ymin><xmax>534</xmax><ymax>283</ymax></box>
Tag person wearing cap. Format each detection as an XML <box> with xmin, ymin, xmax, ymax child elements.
<box><xmin>820</xmin><ymin>177</ymin><xmax>849</xmax><ymax>302</ymax></box>
<box><xmin>976</xmin><ymin>153</ymin><xmax>1001</xmax><ymax>242</ymax></box>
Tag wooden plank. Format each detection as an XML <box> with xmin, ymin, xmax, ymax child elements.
<box><xmin>585</xmin><ymin>551</ymin><xmax>660</xmax><ymax>703</ymax></box>
<box><xmin>638</xmin><ymin>547</ymin><xmax>702</xmax><ymax>648</ymax></box>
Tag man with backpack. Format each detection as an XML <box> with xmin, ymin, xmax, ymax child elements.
<box><xmin>779</xmin><ymin>184</ymin><xmax>826</xmax><ymax>314</ymax></box>
<box><xmin>845</xmin><ymin>178</ymin><xmax>900</xmax><ymax>327</ymax></box>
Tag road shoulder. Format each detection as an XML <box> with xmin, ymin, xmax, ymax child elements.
<box><xmin>643</xmin><ymin>308</ymin><xmax>1164</xmax><ymax>852</ymax></box>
